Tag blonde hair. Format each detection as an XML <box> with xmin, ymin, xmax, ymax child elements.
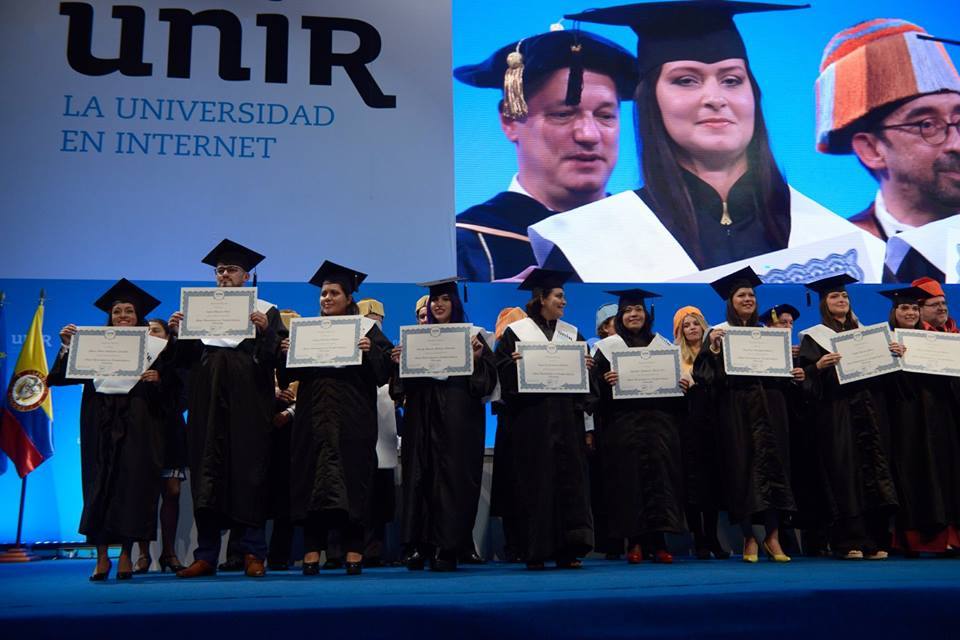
<box><xmin>673</xmin><ymin>307</ymin><xmax>708</xmax><ymax>374</ymax></box>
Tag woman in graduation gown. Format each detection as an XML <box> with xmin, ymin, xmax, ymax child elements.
<box><xmin>279</xmin><ymin>261</ymin><xmax>393</xmax><ymax>576</ymax></box>
<box><xmin>673</xmin><ymin>305</ymin><xmax>729</xmax><ymax>559</ymax></box>
<box><xmin>693</xmin><ymin>267</ymin><xmax>800</xmax><ymax>563</ymax></box>
<box><xmin>494</xmin><ymin>268</ymin><xmax>595</xmax><ymax>569</ymax></box>
<box><xmin>390</xmin><ymin>279</ymin><xmax>498</xmax><ymax>571</ymax></box>
<box><xmin>795</xmin><ymin>274</ymin><xmax>900</xmax><ymax>559</ymax></box>
<box><xmin>49</xmin><ymin>279</ymin><xmax>168</xmax><ymax>581</ymax></box>
<box><xmin>881</xmin><ymin>287</ymin><xmax>960</xmax><ymax>556</ymax></box>
<box><xmin>592</xmin><ymin>289</ymin><xmax>686</xmax><ymax>564</ymax></box>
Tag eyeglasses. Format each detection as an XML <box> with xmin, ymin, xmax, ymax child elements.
<box><xmin>876</xmin><ymin>117</ymin><xmax>960</xmax><ymax>145</ymax></box>
<box><xmin>214</xmin><ymin>265</ymin><xmax>243</xmax><ymax>276</ymax></box>
<box><xmin>922</xmin><ymin>300</ymin><xmax>948</xmax><ymax>309</ymax></box>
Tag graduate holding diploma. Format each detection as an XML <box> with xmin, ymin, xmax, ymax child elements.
<box><xmin>494</xmin><ymin>269</ymin><xmax>594</xmax><ymax>569</ymax></box>
<box><xmin>389</xmin><ymin>278</ymin><xmax>498</xmax><ymax>571</ymax></box>
<box><xmin>278</xmin><ymin>262</ymin><xmax>393</xmax><ymax>576</ymax></box>
<box><xmin>796</xmin><ymin>274</ymin><xmax>899</xmax><ymax>559</ymax></box>
<box><xmin>592</xmin><ymin>289</ymin><xmax>686</xmax><ymax>564</ymax></box>
<box><xmin>694</xmin><ymin>267</ymin><xmax>799</xmax><ymax>563</ymax></box>
<box><xmin>50</xmin><ymin>279</ymin><xmax>168</xmax><ymax>581</ymax></box>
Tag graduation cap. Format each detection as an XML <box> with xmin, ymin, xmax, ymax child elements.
<box><xmin>517</xmin><ymin>268</ymin><xmax>575</xmax><ymax>292</ymax></box>
<box><xmin>761</xmin><ymin>303</ymin><xmax>800</xmax><ymax>325</ymax></box>
<box><xmin>709</xmin><ymin>266</ymin><xmax>763</xmax><ymax>300</ymax></box>
<box><xmin>596</xmin><ymin>302</ymin><xmax>619</xmax><ymax>328</ymax></box>
<box><xmin>605</xmin><ymin>288</ymin><xmax>661</xmax><ymax>305</ymax></box>
<box><xmin>455</xmin><ymin>27</ymin><xmax>638</xmax><ymax>119</ymax></box>
<box><xmin>877</xmin><ymin>286</ymin><xmax>933</xmax><ymax>306</ymax></box>
<box><xmin>94</xmin><ymin>278</ymin><xmax>161</xmax><ymax>317</ymax></box>
<box><xmin>417</xmin><ymin>276</ymin><xmax>469</xmax><ymax>302</ymax></box>
<box><xmin>565</xmin><ymin>1</ymin><xmax>810</xmax><ymax>76</ymax></box>
<box><xmin>201</xmin><ymin>238</ymin><xmax>265</xmax><ymax>272</ymax></box>
<box><xmin>803</xmin><ymin>273</ymin><xmax>858</xmax><ymax>301</ymax></box>
<box><xmin>911</xmin><ymin>277</ymin><xmax>946</xmax><ymax>299</ymax></box>
<box><xmin>308</xmin><ymin>261</ymin><xmax>368</xmax><ymax>295</ymax></box>
<box><xmin>357</xmin><ymin>299</ymin><xmax>385</xmax><ymax>318</ymax></box>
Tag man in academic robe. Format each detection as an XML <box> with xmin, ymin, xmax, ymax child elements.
<box><xmin>454</xmin><ymin>28</ymin><xmax>637</xmax><ymax>281</ymax></box>
<box><xmin>913</xmin><ymin>277</ymin><xmax>958</xmax><ymax>332</ymax></box>
<box><xmin>815</xmin><ymin>19</ymin><xmax>960</xmax><ymax>282</ymax></box>
<box><xmin>171</xmin><ymin>239</ymin><xmax>285</xmax><ymax>578</ymax></box>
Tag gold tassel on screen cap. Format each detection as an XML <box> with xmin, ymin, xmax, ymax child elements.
<box><xmin>502</xmin><ymin>40</ymin><xmax>527</xmax><ymax>119</ymax></box>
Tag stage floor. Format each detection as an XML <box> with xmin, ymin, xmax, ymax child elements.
<box><xmin>1</xmin><ymin>556</ymin><xmax>957</xmax><ymax>639</ymax></box>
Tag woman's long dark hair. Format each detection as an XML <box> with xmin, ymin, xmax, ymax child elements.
<box><xmin>147</xmin><ymin>317</ymin><xmax>170</xmax><ymax>336</ymax></box>
<box><xmin>427</xmin><ymin>290</ymin><xmax>468</xmax><ymax>324</ymax></box>
<box><xmin>525</xmin><ymin>288</ymin><xmax>561</xmax><ymax>325</ymax></box>
<box><xmin>635</xmin><ymin>63</ymin><xmax>790</xmax><ymax>267</ymax></box>
<box><xmin>725</xmin><ymin>290</ymin><xmax>759</xmax><ymax>327</ymax></box>
<box><xmin>888</xmin><ymin>304</ymin><xmax>921</xmax><ymax>330</ymax></box>
<box><xmin>819</xmin><ymin>297</ymin><xmax>859</xmax><ymax>331</ymax></box>
<box><xmin>615</xmin><ymin>301</ymin><xmax>655</xmax><ymax>347</ymax></box>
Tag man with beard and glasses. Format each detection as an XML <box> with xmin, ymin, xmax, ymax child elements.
<box><xmin>816</xmin><ymin>19</ymin><xmax>960</xmax><ymax>282</ymax></box>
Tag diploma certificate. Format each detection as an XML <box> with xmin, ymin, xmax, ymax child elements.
<box><xmin>517</xmin><ymin>341</ymin><xmax>589</xmax><ymax>394</ymax></box>
<box><xmin>66</xmin><ymin>327</ymin><xmax>149</xmax><ymax>379</ymax></box>
<box><xmin>830</xmin><ymin>323</ymin><xmax>901</xmax><ymax>384</ymax></box>
<box><xmin>721</xmin><ymin>326</ymin><xmax>793</xmax><ymax>377</ymax></box>
<box><xmin>611</xmin><ymin>347</ymin><xmax>683</xmax><ymax>399</ymax></box>
<box><xmin>286</xmin><ymin>316</ymin><xmax>363</xmax><ymax>368</ymax></box>
<box><xmin>399</xmin><ymin>323</ymin><xmax>473</xmax><ymax>378</ymax></box>
<box><xmin>179</xmin><ymin>287</ymin><xmax>256</xmax><ymax>340</ymax></box>
<box><xmin>896</xmin><ymin>329</ymin><xmax>960</xmax><ymax>378</ymax></box>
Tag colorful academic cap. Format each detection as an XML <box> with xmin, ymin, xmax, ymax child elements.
<box><xmin>877</xmin><ymin>286</ymin><xmax>933</xmax><ymax>305</ymax></box>
<box><xmin>308</xmin><ymin>261</ymin><xmax>368</xmax><ymax>295</ymax></box>
<box><xmin>596</xmin><ymin>302</ymin><xmax>619</xmax><ymax>328</ymax></box>
<box><xmin>454</xmin><ymin>27</ymin><xmax>638</xmax><ymax>119</ymax></box>
<box><xmin>911</xmin><ymin>276</ymin><xmax>947</xmax><ymax>298</ymax></box>
<box><xmin>357</xmin><ymin>299</ymin><xmax>385</xmax><ymax>318</ymax></box>
<box><xmin>815</xmin><ymin>19</ymin><xmax>960</xmax><ymax>154</ymax></box>
<box><xmin>761</xmin><ymin>303</ymin><xmax>801</xmax><ymax>325</ymax></box>
<box><xmin>803</xmin><ymin>273</ymin><xmax>859</xmax><ymax>301</ymax></box>
<box><xmin>518</xmin><ymin>268</ymin><xmax>575</xmax><ymax>292</ymax></box>
<box><xmin>565</xmin><ymin>1</ymin><xmax>809</xmax><ymax>76</ymax></box>
<box><xmin>94</xmin><ymin>278</ymin><xmax>161</xmax><ymax>317</ymax></box>
<box><xmin>709</xmin><ymin>266</ymin><xmax>763</xmax><ymax>300</ymax></box>
<box><xmin>201</xmin><ymin>238</ymin><xmax>265</xmax><ymax>272</ymax></box>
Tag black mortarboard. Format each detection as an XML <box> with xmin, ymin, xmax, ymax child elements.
<box><xmin>565</xmin><ymin>1</ymin><xmax>809</xmax><ymax>76</ymax></box>
<box><xmin>709</xmin><ymin>266</ymin><xmax>763</xmax><ymax>300</ymax></box>
<box><xmin>308</xmin><ymin>261</ymin><xmax>368</xmax><ymax>295</ymax></box>
<box><xmin>877</xmin><ymin>286</ymin><xmax>933</xmax><ymax>305</ymax></box>
<box><xmin>94</xmin><ymin>278</ymin><xmax>161</xmax><ymax>317</ymax></box>
<box><xmin>761</xmin><ymin>303</ymin><xmax>800</xmax><ymax>324</ymax></box>
<box><xmin>455</xmin><ymin>28</ymin><xmax>638</xmax><ymax>118</ymax></box>
<box><xmin>605</xmin><ymin>288</ymin><xmax>661</xmax><ymax>304</ymax></box>
<box><xmin>518</xmin><ymin>268</ymin><xmax>575</xmax><ymax>292</ymax></box>
<box><xmin>417</xmin><ymin>276</ymin><xmax>469</xmax><ymax>302</ymax></box>
<box><xmin>201</xmin><ymin>238</ymin><xmax>265</xmax><ymax>272</ymax></box>
<box><xmin>803</xmin><ymin>273</ymin><xmax>858</xmax><ymax>300</ymax></box>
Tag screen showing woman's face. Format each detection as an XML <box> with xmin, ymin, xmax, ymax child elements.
<box><xmin>655</xmin><ymin>59</ymin><xmax>755</xmax><ymax>166</ymax></box>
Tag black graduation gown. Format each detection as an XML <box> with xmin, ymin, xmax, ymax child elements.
<box><xmin>494</xmin><ymin>322</ymin><xmax>594</xmax><ymax>561</ymax></box>
<box><xmin>885</xmin><ymin>371</ymin><xmax>960</xmax><ymax>538</ymax></box>
<box><xmin>592</xmin><ymin>338</ymin><xmax>686</xmax><ymax>539</ymax></box>
<box><xmin>159</xmin><ymin>361</ymin><xmax>188</xmax><ymax>471</ymax></box>
<box><xmin>280</xmin><ymin>324</ymin><xmax>393</xmax><ymax>528</ymax></box>
<box><xmin>175</xmin><ymin>306</ymin><xmax>283</xmax><ymax>528</ymax></box>
<box><xmin>692</xmin><ymin>335</ymin><xmax>796</xmax><ymax>524</ymax></box>
<box><xmin>48</xmin><ymin>346</ymin><xmax>166</xmax><ymax>544</ymax></box>
<box><xmin>795</xmin><ymin>336</ymin><xmax>898</xmax><ymax>529</ymax></box>
<box><xmin>456</xmin><ymin>192</ymin><xmax>553</xmax><ymax>282</ymax></box>
<box><xmin>678</xmin><ymin>377</ymin><xmax>725</xmax><ymax>511</ymax></box>
<box><xmin>391</xmin><ymin>339</ymin><xmax>498</xmax><ymax>551</ymax></box>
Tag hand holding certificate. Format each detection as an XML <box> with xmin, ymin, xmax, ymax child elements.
<box><xmin>517</xmin><ymin>341</ymin><xmax>589</xmax><ymax>394</ymax></box>
<box><xmin>830</xmin><ymin>322</ymin><xmax>902</xmax><ymax>384</ymax></box>
<box><xmin>286</xmin><ymin>316</ymin><xmax>363</xmax><ymax>368</ymax></box>
<box><xmin>179</xmin><ymin>287</ymin><xmax>256</xmax><ymax>340</ymax></box>
<box><xmin>611</xmin><ymin>347</ymin><xmax>683</xmax><ymax>399</ymax></box>
<box><xmin>896</xmin><ymin>329</ymin><xmax>960</xmax><ymax>377</ymax></box>
<box><xmin>66</xmin><ymin>327</ymin><xmax>150</xmax><ymax>379</ymax></box>
<box><xmin>399</xmin><ymin>324</ymin><xmax>473</xmax><ymax>378</ymax></box>
<box><xmin>722</xmin><ymin>327</ymin><xmax>793</xmax><ymax>377</ymax></box>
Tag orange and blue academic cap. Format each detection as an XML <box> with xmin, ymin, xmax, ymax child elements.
<box><xmin>565</xmin><ymin>1</ymin><xmax>809</xmax><ymax>76</ymax></box>
<box><xmin>761</xmin><ymin>303</ymin><xmax>800</xmax><ymax>324</ymax></box>
<box><xmin>911</xmin><ymin>276</ymin><xmax>947</xmax><ymax>298</ymax></box>
<box><xmin>309</xmin><ymin>261</ymin><xmax>368</xmax><ymax>295</ymax></box>
<box><xmin>94</xmin><ymin>278</ymin><xmax>161</xmax><ymax>316</ymax></box>
<box><xmin>201</xmin><ymin>238</ymin><xmax>265</xmax><ymax>272</ymax></box>
<box><xmin>803</xmin><ymin>273</ymin><xmax>858</xmax><ymax>301</ymax></box>
<box><xmin>877</xmin><ymin>286</ymin><xmax>934</xmax><ymax>305</ymax></box>
<box><xmin>518</xmin><ymin>268</ymin><xmax>575</xmax><ymax>292</ymax></box>
<box><xmin>709</xmin><ymin>266</ymin><xmax>763</xmax><ymax>300</ymax></box>
<box><xmin>454</xmin><ymin>27</ymin><xmax>638</xmax><ymax>119</ymax></box>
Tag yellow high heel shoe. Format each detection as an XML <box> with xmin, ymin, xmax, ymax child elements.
<box><xmin>742</xmin><ymin>539</ymin><xmax>759</xmax><ymax>563</ymax></box>
<box><xmin>762</xmin><ymin>540</ymin><xmax>791</xmax><ymax>563</ymax></box>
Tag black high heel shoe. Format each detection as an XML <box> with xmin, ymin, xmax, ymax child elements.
<box><xmin>158</xmin><ymin>555</ymin><xmax>186</xmax><ymax>573</ymax></box>
<box><xmin>707</xmin><ymin>539</ymin><xmax>731</xmax><ymax>560</ymax></box>
<box><xmin>89</xmin><ymin>560</ymin><xmax>112</xmax><ymax>582</ymax></box>
<box><xmin>302</xmin><ymin>561</ymin><xmax>320</xmax><ymax>576</ymax></box>
<box><xmin>345</xmin><ymin>561</ymin><xmax>362</xmax><ymax>576</ymax></box>
<box><xmin>133</xmin><ymin>555</ymin><xmax>151</xmax><ymax>574</ymax></box>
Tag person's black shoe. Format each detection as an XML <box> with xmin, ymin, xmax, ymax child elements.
<box><xmin>345</xmin><ymin>561</ymin><xmax>362</xmax><ymax>576</ymax></box>
<box><xmin>302</xmin><ymin>561</ymin><xmax>320</xmax><ymax>576</ymax></box>
<box><xmin>405</xmin><ymin>550</ymin><xmax>425</xmax><ymax>571</ymax></box>
<box><xmin>460</xmin><ymin>549</ymin><xmax>486</xmax><ymax>564</ymax></box>
<box><xmin>322</xmin><ymin>557</ymin><xmax>343</xmax><ymax>570</ymax></box>
<box><xmin>218</xmin><ymin>556</ymin><xmax>244</xmax><ymax>572</ymax></box>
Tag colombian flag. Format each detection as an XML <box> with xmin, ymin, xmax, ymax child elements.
<box><xmin>0</xmin><ymin>298</ymin><xmax>54</xmax><ymax>477</ymax></box>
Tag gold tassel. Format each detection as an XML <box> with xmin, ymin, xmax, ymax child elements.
<box><xmin>502</xmin><ymin>40</ymin><xmax>527</xmax><ymax>119</ymax></box>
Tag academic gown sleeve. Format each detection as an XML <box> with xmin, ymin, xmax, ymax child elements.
<box><xmin>494</xmin><ymin>328</ymin><xmax>521</xmax><ymax>401</ymax></box>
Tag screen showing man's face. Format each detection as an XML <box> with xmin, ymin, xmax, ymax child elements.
<box><xmin>502</xmin><ymin>68</ymin><xmax>620</xmax><ymax>212</ymax></box>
